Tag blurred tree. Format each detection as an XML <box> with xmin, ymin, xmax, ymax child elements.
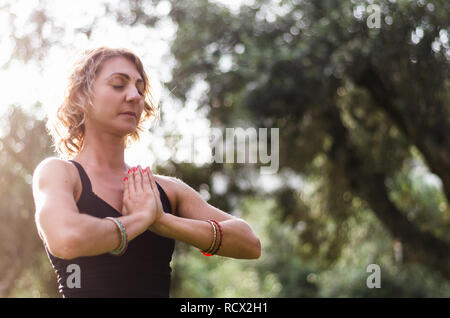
<box><xmin>110</xmin><ymin>0</ymin><xmax>450</xmax><ymax>279</ymax></box>
<box><xmin>1</xmin><ymin>0</ymin><xmax>64</xmax><ymax>70</ymax></box>
<box><xmin>2</xmin><ymin>0</ymin><xmax>449</xmax><ymax>297</ymax></box>
<box><xmin>0</xmin><ymin>103</ymin><xmax>57</xmax><ymax>297</ymax></box>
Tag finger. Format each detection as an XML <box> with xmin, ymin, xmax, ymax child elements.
<box><xmin>143</xmin><ymin>166</ymin><xmax>154</xmax><ymax>191</ymax></box>
<box><xmin>123</xmin><ymin>175</ymin><xmax>130</xmax><ymax>199</ymax></box>
<box><xmin>142</xmin><ymin>166</ymin><xmax>151</xmax><ymax>192</ymax></box>
<box><xmin>134</xmin><ymin>165</ymin><xmax>143</xmax><ymax>193</ymax></box>
<box><xmin>128</xmin><ymin>167</ymin><xmax>137</xmax><ymax>196</ymax></box>
<box><xmin>147</xmin><ymin>166</ymin><xmax>161</xmax><ymax>199</ymax></box>
<box><xmin>122</xmin><ymin>175</ymin><xmax>129</xmax><ymax>215</ymax></box>
<box><xmin>146</xmin><ymin>168</ymin><xmax>163</xmax><ymax>213</ymax></box>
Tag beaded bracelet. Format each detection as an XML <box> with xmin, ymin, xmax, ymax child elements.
<box><xmin>106</xmin><ymin>217</ymin><xmax>128</xmax><ymax>256</ymax></box>
<box><xmin>209</xmin><ymin>222</ymin><xmax>221</xmax><ymax>255</ymax></box>
<box><xmin>201</xmin><ymin>219</ymin><xmax>223</xmax><ymax>256</ymax></box>
<box><xmin>209</xmin><ymin>220</ymin><xmax>223</xmax><ymax>255</ymax></box>
<box><xmin>201</xmin><ymin>220</ymin><xmax>217</xmax><ymax>256</ymax></box>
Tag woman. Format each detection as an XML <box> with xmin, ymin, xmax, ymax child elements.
<box><xmin>32</xmin><ymin>47</ymin><xmax>261</xmax><ymax>298</ymax></box>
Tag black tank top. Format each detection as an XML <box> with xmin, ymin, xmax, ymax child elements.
<box><xmin>44</xmin><ymin>160</ymin><xmax>175</xmax><ymax>298</ymax></box>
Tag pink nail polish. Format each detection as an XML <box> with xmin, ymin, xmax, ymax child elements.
<box><xmin>123</xmin><ymin>177</ymin><xmax>128</xmax><ymax>182</ymax></box>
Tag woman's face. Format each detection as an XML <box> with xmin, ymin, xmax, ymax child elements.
<box><xmin>88</xmin><ymin>56</ymin><xmax>145</xmax><ymax>137</ymax></box>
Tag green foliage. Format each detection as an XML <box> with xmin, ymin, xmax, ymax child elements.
<box><xmin>171</xmin><ymin>197</ymin><xmax>283</xmax><ymax>297</ymax></box>
<box><xmin>0</xmin><ymin>104</ymin><xmax>55</xmax><ymax>297</ymax></box>
<box><xmin>160</xmin><ymin>0</ymin><xmax>450</xmax><ymax>281</ymax></box>
<box><xmin>170</xmin><ymin>187</ymin><xmax>450</xmax><ymax>297</ymax></box>
<box><xmin>387</xmin><ymin>147</ymin><xmax>450</xmax><ymax>240</ymax></box>
<box><xmin>316</xmin><ymin>206</ymin><xmax>450</xmax><ymax>297</ymax></box>
<box><xmin>1</xmin><ymin>0</ymin><xmax>449</xmax><ymax>297</ymax></box>
<box><xmin>8</xmin><ymin>251</ymin><xmax>59</xmax><ymax>298</ymax></box>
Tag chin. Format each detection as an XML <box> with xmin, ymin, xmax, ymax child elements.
<box><xmin>116</xmin><ymin>124</ymin><xmax>138</xmax><ymax>136</ymax></box>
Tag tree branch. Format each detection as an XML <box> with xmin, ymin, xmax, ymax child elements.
<box><xmin>352</xmin><ymin>62</ymin><xmax>450</xmax><ymax>202</ymax></box>
<box><xmin>325</xmin><ymin>105</ymin><xmax>450</xmax><ymax>280</ymax></box>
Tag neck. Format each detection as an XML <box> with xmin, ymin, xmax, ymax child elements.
<box><xmin>74</xmin><ymin>126</ymin><xmax>129</xmax><ymax>172</ymax></box>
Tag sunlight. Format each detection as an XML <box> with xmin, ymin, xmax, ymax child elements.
<box><xmin>0</xmin><ymin>0</ymin><xmax>209</xmax><ymax>168</ymax></box>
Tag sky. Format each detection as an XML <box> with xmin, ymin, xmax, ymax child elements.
<box><xmin>0</xmin><ymin>0</ymin><xmax>210</xmax><ymax>168</ymax></box>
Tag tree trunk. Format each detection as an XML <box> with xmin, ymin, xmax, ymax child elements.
<box><xmin>353</xmin><ymin>63</ymin><xmax>450</xmax><ymax>202</ymax></box>
<box><xmin>325</xmin><ymin>105</ymin><xmax>450</xmax><ymax>280</ymax></box>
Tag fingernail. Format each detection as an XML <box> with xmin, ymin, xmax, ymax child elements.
<box><xmin>123</xmin><ymin>177</ymin><xmax>128</xmax><ymax>182</ymax></box>
<box><xmin>142</xmin><ymin>168</ymin><xmax>147</xmax><ymax>173</ymax></box>
<box><xmin>133</xmin><ymin>167</ymin><xmax>137</xmax><ymax>172</ymax></box>
<box><xmin>128</xmin><ymin>169</ymin><xmax>132</xmax><ymax>174</ymax></box>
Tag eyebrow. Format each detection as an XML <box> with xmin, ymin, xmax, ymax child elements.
<box><xmin>107</xmin><ymin>72</ymin><xmax>144</xmax><ymax>84</ymax></box>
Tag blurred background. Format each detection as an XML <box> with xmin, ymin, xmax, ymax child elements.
<box><xmin>0</xmin><ymin>0</ymin><xmax>449</xmax><ymax>297</ymax></box>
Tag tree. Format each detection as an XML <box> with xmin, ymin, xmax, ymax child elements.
<box><xmin>0</xmin><ymin>103</ymin><xmax>56</xmax><ymax>296</ymax></box>
<box><xmin>2</xmin><ymin>0</ymin><xmax>449</xmax><ymax>296</ymax></box>
<box><xmin>111</xmin><ymin>0</ymin><xmax>450</xmax><ymax>279</ymax></box>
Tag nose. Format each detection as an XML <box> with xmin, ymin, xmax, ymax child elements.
<box><xmin>125</xmin><ymin>86</ymin><xmax>141</xmax><ymax>103</ymax></box>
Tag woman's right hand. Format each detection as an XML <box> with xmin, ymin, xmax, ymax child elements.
<box><xmin>121</xmin><ymin>165</ymin><xmax>163</xmax><ymax>227</ymax></box>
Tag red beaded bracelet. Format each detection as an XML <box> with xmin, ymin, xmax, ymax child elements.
<box><xmin>209</xmin><ymin>219</ymin><xmax>223</xmax><ymax>255</ymax></box>
<box><xmin>201</xmin><ymin>220</ymin><xmax>217</xmax><ymax>256</ymax></box>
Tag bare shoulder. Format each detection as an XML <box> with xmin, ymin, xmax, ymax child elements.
<box><xmin>33</xmin><ymin>157</ymin><xmax>76</xmax><ymax>182</ymax></box>
<box><xmin>152</xmin><ymin>174</ymin><xmax>184</xmax><ymax>215</ymax></box>
<box><xmin>153</xmin><ymin>174</ymin><xmax>189</xmax><ymax>195</ymax></box>
<box><xmin>32</xmin><ymin>157</ymin><xmax>78</xmax><ymax>197</ymax></box>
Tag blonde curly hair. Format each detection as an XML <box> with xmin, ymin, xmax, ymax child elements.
<box><xmin>46</xmin><ymin>46</ymin><xmax>159</xmax><ymax>159</ymax></box>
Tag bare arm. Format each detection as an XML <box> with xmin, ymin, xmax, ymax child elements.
<box><xmin>151</xmin><ymin>214</ymin><xmax>261</xmax><ymax>259</ymax></box>
<box><xmin>32</xmin><ymin>158</ymin><xmax>151</xmax><ymax>260</ymax></box>
<box><xmin>148</xmin><ymin>172</ymin><xmax>261</xmax><ymax>259</ymax></box>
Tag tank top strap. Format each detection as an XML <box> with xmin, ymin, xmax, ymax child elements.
<box><xmin>156</xmin><ymin>182</ymin><xmax>173</xmax><ymax>214</ymax></box>
<box><xmin>68</xmin><ymin>159</ymin><xmax>93</xmax><ymax>195</ymax></box>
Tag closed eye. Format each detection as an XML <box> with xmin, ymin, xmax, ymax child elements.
<box><xmin>112</xmin><ymin>85</ymin><xmax>144</xmax><ymax>96</ymax></box>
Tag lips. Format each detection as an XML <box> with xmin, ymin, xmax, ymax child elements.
<box><xmin>120</xmin><ymin>111</ymin><xmax>137</xmax><ymax>119</ymax></box>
